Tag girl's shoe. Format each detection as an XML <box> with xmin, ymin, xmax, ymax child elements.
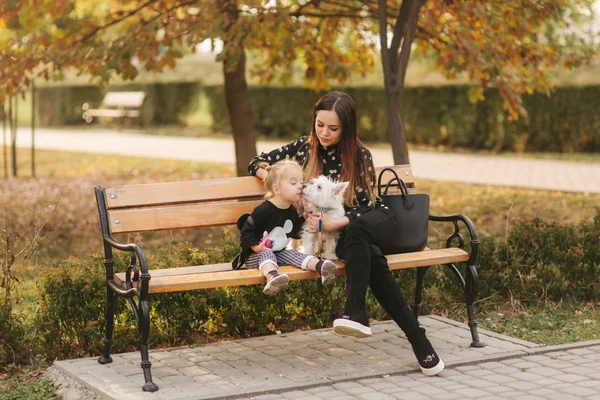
<box><xmin>319</xmin><ymin>260</ymin><xmax>337</xmax><ymax>286</ymax></box>
<box><xmin>263</xmin><ymin>273</ymin><xmax>289</xmax><ymax>295</ymax></box>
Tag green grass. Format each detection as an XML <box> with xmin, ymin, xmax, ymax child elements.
<box><xmin>0</xmin><ymin>365</ymin><xmax>58</xmax><ymax>400</ymax></box>
<box><xmin>478</xmin><ymin>302</ymin><xmax>600</xmax><ymax>345</ymax></box>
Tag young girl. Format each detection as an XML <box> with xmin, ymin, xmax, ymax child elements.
<box><xmin>239</xmin><ymin>159</ymin><xmax>337</xmax><ymax>295</ymax></box>
<box><xmin>247</xmin><ymin>91</ymin><xmax>445</xmax><ymax>376</ymax></box>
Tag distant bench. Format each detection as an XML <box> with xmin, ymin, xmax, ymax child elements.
<box><xmin>82</xmin><ymin>91</ymin><xmax>145</xmax><ymax>127</ymax></box>
<box><xmin>94</xmin><ymin>165</ymin><xmax>482</xmax><ymax>392</ymax></box>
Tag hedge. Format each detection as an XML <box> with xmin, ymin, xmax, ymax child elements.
<box><xmin>36</xmin><ymin>84</ymin><xmax>600</xmax><ymax>152</ymax></box>
<box><xmin>35</xmin><ymin>82</ymin><xmax>202</xmax><ymax>127</ymax></box>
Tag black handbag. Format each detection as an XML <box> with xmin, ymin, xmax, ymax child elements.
<box><xmin>377</xmin><ymin>167</ymin><xmax>430</xmax><ymax>253</ymax></box>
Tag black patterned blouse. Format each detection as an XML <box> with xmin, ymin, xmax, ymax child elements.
<box><xmin>248</xmin><ymin>136</ymin><xmax>384</xmax><ymax>221</ymax></box>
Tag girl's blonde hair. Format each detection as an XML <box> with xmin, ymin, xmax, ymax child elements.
<box><xmin>260</xmin><ymin>159</ymin><xmax>303</xmax><ymax>199</ymax></box>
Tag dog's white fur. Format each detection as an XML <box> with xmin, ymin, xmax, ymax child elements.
<box><xmin>301</xmin><ymin>175</ymin><xmax>349</xmax><ymax>260</ymax></box>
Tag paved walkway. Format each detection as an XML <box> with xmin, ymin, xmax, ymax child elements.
<box><xmin>5</xmin><ymin>127</ymin><xmax>600</xmax><ymax>193</ymax></box>
<box><xmin>48</xmin><ymin>316</ymin><xmax>600</xmax><ymax>400</ymax></box>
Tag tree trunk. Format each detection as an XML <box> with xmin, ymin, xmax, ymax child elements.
<box><xmin>223</xmin><ymin>49</ymin><xmax>257</xmax><ymax>177</ymax></box>
<box><xmin>9</xmin><ymin>97</ymin><xmax>17</xmax><ymax>177</ymax></box>
<box><xmin>379</xmin><ymin>0</ymin><xmax>425</xmax><ymax>165</ymax></box>
<box><xmin>220</xmin><ymin>0</ymin><xmax>258</xmax><ymax>177</ymax></box>
<box><xmin>383</xmin><ymin>81</ymin><xmax>408</xmax><ymax>164</ymax></box>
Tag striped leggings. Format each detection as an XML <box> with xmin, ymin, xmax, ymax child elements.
<box><xmin>245</xmin><ymin>250</ymin><xmax>317</xmax><ymax>274</ymax></box>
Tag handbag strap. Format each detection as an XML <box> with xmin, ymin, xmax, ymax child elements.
<box><xmin>377</xmin><ymin>167</ymin><xmax>409</xmax><ymax>197</ymax></box>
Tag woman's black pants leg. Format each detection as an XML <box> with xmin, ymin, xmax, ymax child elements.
<box><xmin>337</xmin><ymin>208</ymin><xmax>438</xmax><ymax>363</ymax></box>
<box><xmin>337</xmin><ymin>208</ymin><xmax>409</xmax><ymax>326</ymax></box>
<box><xmin>366</xmin><ymin>244</ymin><xmax>436</xmax><ymax>360</ymax></box>
<box><xmin>336</xmin><ymin>215</ymin><xmax>373</xmax><ymax>326</ymax></box>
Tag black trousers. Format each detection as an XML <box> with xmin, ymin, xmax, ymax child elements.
<box><xmin>336</xmin><ymin>207</ymin><xmax>422</xmax><ymax>342</ymax></box>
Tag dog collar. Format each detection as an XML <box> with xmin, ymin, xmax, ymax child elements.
<box><xmin>318</xmin><ymin>207</ymin><xmax>335</xmax><ymax>213</ymax></box>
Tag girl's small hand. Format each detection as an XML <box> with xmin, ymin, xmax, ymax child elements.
<box><xmin>251</xmin><ymin>241</ymin><xmax>270</xmax><ymax>253</ymax></box>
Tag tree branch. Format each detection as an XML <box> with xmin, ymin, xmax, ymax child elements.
<box><xmin>389</xmin><ymin>0</ymin><xmax>413</xmax><ymax>60</ymax></box>
<box><xmin>378</xmin><ymin>0</ymin><xmax>391</xmax><ymax>79</ymax></box>
<box><xmin>76</xmin><ymin>0</ymin><xmax>199</xmax><ymax>44</ymax></box>
<box><xmin>395</xmin><ymin>0</ymin><xmax>426</xmax><ymax>89</ymax></box>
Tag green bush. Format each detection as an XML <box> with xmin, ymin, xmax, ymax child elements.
<box><xmin>35</xmin><ymin>82</ymin><xmax>202</xmax><ymax>127</ymax></box>
<box><xmin>34</xmin><ymin>255</ymin><xmax>131</xmax><ymax>360</ymax></box>
<box><xmin>0</xmin><ymin>304</ymin><xmax>28</xmax><ymax>369</ymax></box>
<box><xmin>476</xmin><ymin>210</ymin><xmax>600</xmax><ymax>304</ymax></box>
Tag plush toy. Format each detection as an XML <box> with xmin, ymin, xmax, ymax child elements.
<box><xmin>259</xmin><ymin>220</ymin><xmax>293</xmax><ymax>252</ymax></box>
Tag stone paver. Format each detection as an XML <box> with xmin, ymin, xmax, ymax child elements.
<box><xmin>48</xmin><ymin>314</ymin><xmax>600</xmax><ymax>400</ymax></box>
<box><xmin>8</xmin><ymin>127</ymin><xmax>600</xmax><ymax>193</ymax></box>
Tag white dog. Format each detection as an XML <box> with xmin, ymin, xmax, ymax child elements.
<box><xmin>301</xmin><ymin>175</ymin><xmax>349</xmax><ymax>259</ymax></box>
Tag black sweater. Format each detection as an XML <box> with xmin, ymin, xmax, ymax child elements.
<box><xmin>240</xmin><ymin>201</ymin><xmax>304</xmax><ymax>255</ymax></box>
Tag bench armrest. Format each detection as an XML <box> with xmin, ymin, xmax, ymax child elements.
<box><xmin>103</xmin><ymin>235</ymin><xmax>151</xmax><ymax>299</ymax></box>
<box><xmin>429</xmin><ymin>214</ymin><xmax>480</xmax><ymax>266</ymax></box>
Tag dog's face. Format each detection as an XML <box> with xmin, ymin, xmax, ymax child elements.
<box><xmin>302</xmin><ymin>175</ymin><xmax>349</xmax><ymax>210</ymax></box>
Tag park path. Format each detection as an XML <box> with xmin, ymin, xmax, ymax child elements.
<box><xmin>49</xmin><ymin>316</ymin><xmax>600</xmax><ymax>400</ymax></box>
<box><xmin>5</xmin><ymin>127</ymin><xmax>600</xmax><ymax>193</ymax></box>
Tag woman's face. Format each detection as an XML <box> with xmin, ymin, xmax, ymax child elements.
<box><xmin>315</xmin><ymin>110</ymin><xmax>343</xmax><ymax>148</ymax></box>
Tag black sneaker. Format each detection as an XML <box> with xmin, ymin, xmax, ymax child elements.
<box><xmin>319</xmin><ymin>260</ymin><xmax>337</xmax><ymax>286</ymax></box>
<box><xmin>418</xmin><ymin>351</ymin><xmax>444</xmax><ymax>376</ymax></box>
<box><xmin>409</xmin><ymin>329</ymin><xmax>444</xmax><ymax>376</ymax></box>
<box><xmin>263</xmin><ymin>273</ymin><xmax>289</xmax><ymax>296</ymax></box>
<box><xmin>333</xmin><ymin>315</ymin><xmax>372</xmax><ymax>338</ymax></box>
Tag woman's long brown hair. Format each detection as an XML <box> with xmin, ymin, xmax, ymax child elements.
<box><xmin>304</xmin><ymin>91</ymin><xmax>376</xmax><ymax>207</ymax></box>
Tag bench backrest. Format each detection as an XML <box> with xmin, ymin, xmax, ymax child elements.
<box><xmin>103</xmin><ymin>91</ymin><xmax>145</xmax><ymax>108</ymax></box>
<box><xmin>99</xmin><ymin>165</ymin><xmax>415</xmax><ymax>235</ymax></box>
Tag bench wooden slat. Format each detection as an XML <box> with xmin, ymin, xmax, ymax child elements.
<box><xmin>104</xmin><ymin>165</ymin><xmax>416</xmax><ymax>210</ymax></box>
<box><xmin>108</xmin><ymin>200</ymin><xmax>263</xmax><ymax>233</ymax></box>
<box><xmin>102</xmin><ymin>91</ymin><xmax>145</xmax><ymax>107</ymax></box>
<box><xmin>105</xmin><ymin>177</ymin><xmax>265</xmax><ymax>209</ymax></box>
<box><xmin>84</xmin><ymin>109</ymin><xmax>141</xmax><ymax>118</ymax></box>
<box><xmin>114</xmin><ymin>247</ymin><xmax>469</xmax><ymax>294</ymax></box>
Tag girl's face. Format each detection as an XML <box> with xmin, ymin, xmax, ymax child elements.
<box><xmin>315</xmin><ymin>110</ymin><xmax>343</xmax><ymax>148</ymax></box>
<box><xmin>275</xmin><ymin>167</ymin><xmax>304</xmax><ymax>204</ymax></box>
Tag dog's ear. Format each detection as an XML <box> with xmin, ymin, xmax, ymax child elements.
<box><xmin>333</xmin><ymin>181</ymin><xmax>349</xmax><ymax>196</ymax></box>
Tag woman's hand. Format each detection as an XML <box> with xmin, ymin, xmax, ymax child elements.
<box><xmin>305</xmin><ymin>213</ymin><xmax>349</xmax><ymax>233</ymax></box>
<box><xmin>256</xmin><ymin>168</ymin><xmax>268</xmax><ymax>182</ymax></box>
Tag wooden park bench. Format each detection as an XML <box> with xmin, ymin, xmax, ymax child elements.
<box><xmin>94</xmin><ymin>165</ymin><xmax>482</xmax><ymax>392</ymax></box>
<box><xmin>82</xmin><ymin>91</ymin><xmax>145</xmax><ymax>127</ymax></box>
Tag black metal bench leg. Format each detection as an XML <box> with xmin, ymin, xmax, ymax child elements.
<box><xmin>465</xmin><ymin>264</ymin><xmax>485</xmax><ymax>348</ymax></box>
<box><xmin>138</xmin><ymin>299</ymin><xmax>158</xmax><ymax>392</ymax></box>
<box><xmin>412</xmin><ymin>267</ymin><xmax>429</xmax><ymax>322</ymax></box>
<box><xmin>98</xmin><ymin>286</ymin><xmax>117</xmax><ymax>364</ymax></box>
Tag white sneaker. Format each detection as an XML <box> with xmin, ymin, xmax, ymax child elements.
<box><xmin>333</xmin><ymin>316</ymin><xmax>372</xmax><ymax>338</ymax></box>
<box><xmin>320</xmin><ymin>260</ymin><xmax>337</xmax><ymax>286</ymax></box>
<box><xmin>263</xmin><ymin>274</ymin><xmax>289</xmax><ymax>296</ymax></box>
<box><xmin>420</xmin><ymin>356</ymin><xmax>445</xmax><ymax>376</ymax></box>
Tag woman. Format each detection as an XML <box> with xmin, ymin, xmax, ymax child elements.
<box><xmin>248</xmin><ymin>91</ymin><xmax>444</xmax><ymax>376</ymax></box>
